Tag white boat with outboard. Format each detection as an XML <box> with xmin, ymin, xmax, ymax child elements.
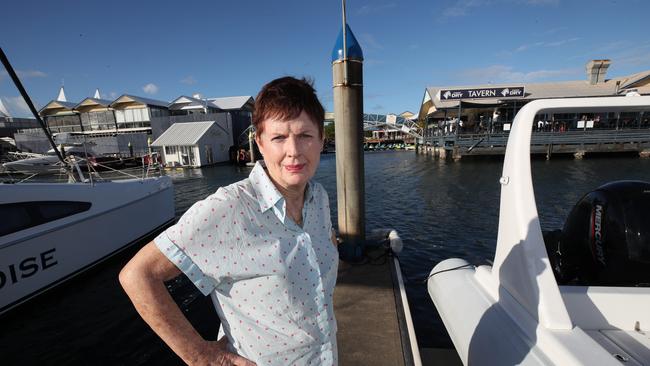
<box><xmin>428</xmin><ymin>96</ymin><xmax>650</xmax><ymax>365</ymax></box>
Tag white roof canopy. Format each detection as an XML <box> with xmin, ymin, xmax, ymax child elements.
<box><xmin>151</xmin><ymin>121</ymin><xmax>217</xmax><ymax>146</ymax></box>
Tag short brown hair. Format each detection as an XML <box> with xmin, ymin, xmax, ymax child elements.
<box><xmin>253</xmin><ymin>77</ymin><xmax>325</xmax><ymax>138</ymax></box>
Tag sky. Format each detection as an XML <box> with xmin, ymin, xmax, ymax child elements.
<box><xmin>1</xmin><ymin>0</ymin><xmax>649</xmax><ymax>118</ymax></box>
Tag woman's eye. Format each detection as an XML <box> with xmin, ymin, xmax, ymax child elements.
<box><xmin>272</xmin><ymin>136</ymin><xmax>285</xmax><ymax>141</ymax></box>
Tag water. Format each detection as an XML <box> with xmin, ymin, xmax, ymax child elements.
<box><xmin>2</xmin><ymin>151</ymin><xmax>650</xmax><ymax>363</ymax></box>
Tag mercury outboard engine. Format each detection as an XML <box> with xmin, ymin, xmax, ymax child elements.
<box><xmin>545</xmin><ymin>181</ymin><xmax>650</xmax><ymax>287</ymax></box>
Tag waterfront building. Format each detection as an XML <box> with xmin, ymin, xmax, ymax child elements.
<box><xmin>0</xmin><ymin>101</ymin><xmax>39</xmax><ymax>154</ymax></box>
<box><xmin>209</xmin><ymin>96</ymin><xmax>254</xmax><ymax>147</ymax></box>
<box><xmin>11</xmin><ymin>90</ymin><xmax>253</xmax><ymax>160</ymax></box>
<box><xmin>14</xmin><ymin>91</ymin><xmax>81</xmax><ymax>152</ymax></box>
<box><xmin>417</xmin><ymin>60</ymin><xmax>650</xmax><ymax>137</ymax></box>
<box><xmin>39</xmin><ymin>100</ymin><xmax>81</xmax><ymax>134</ymax></box>
<box><xmin>151</xmin><ymin>121</ymin><xmax>232</xmax><ymax>167</ymax></box>
<box><xmin>209</xmin><ymin>96</ymin><xmax>254</xmax><ymax>111</ymax></box>
<box><xmin>368</xmin><ymin>111</ymin><xmax>418</xmax><ymax>144</ymax></box>
<box><xmin>168</xmin><ymin>95</ymin><xmax>222</xmax><ymax>116</ymax></box>
<box><xmin>110</xmin><ymin>94</ymin><xmax>170</xmax><ymax>130</ymax></box>
<box><xmin>0</xmin><ymin>99</ymin><xmax>39</xmax><ymax>137</ymax></box>
<box><xmin>74</xmin><ymin>97</ymin><xmax>117</xmax><ymax>132</ymax></box>
<box><xmin>164</xmin><ymin>95</ymin><xmax>253</xmax><ymax>148</ymax></box>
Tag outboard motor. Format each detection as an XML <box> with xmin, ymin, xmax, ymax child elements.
<box><xmin>545</xmin><ymin>181</ymin><xmax>650</xmax><ymax>287</ymax></box>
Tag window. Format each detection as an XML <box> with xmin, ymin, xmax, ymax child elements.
<box><xmin>0</xmin><ymin>201</ymin><xmax>92</xmax><ymax>236</ymax></box>
<box><xmin>115</xmin><ymin>110</ymin><xmax>125</xmax><ymax>123</ymax></box>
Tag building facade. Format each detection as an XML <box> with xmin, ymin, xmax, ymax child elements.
<box><xmin>417</xmin><ymin>60</ymin><xmax>650</xmax><ymax>139</ymax></box>
<box><xmin>12</xmin><ymin>91</ymin><xmax>254</xmax><ymax>160</ymax></box>
<box><xmin>151</xmin><ymin>121</ymin><xmax>232</xmax><ymax>167</ymax></box>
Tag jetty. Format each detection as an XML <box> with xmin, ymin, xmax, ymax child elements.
<box><xmin>419</xmin><ymin>128</ymin><xmax>650</xmax><ymax>160</ymax></box>
<box><xmin>331</xmin><ymin>4</ymin><xmax>430</xmax><ymax>364</ymax></box>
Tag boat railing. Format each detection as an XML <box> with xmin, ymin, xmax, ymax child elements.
<box><xmin>486</xmin><ymin>95</ymin><xmax>650</xmax><ymax>331</ymax></box>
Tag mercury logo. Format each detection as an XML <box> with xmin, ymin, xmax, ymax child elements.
<box><xmin>593</xmin><ymin>204</ymin><xmax>606</xmax><ymax>266</ymax></box>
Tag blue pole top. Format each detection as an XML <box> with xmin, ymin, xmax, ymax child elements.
<box><xmin>331</xmin><ymin>24</ymin><xmax>363</xmax><ymax>63</ymax></box>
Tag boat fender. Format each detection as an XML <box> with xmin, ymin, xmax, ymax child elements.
<box><xmin>388</xmin><ymin>230</ymin><xmax>403</xmax><ymax>255</ymax></box>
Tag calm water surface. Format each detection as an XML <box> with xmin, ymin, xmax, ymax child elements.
<box><xmin>2</xmin><ymin>151</ymin><xmax>650</xmax><ymax>363</ymax></box>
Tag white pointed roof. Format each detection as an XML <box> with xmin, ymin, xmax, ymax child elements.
<box><xmin>0</xmin><ymin>98</ymin><xmax>10</xmax><ymax>117</ymax></box>
<box><xmin>57</xmin><ymin>86</ymin><xmax>67</xmax><ymax>102</ymax></box>
<box><xmin>93</xmin><ymin>89</ymin><xmax>101</xmax><ymax>99</ymax></box>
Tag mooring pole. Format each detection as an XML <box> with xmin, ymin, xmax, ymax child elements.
<box><xmin>332</xmin><ymin>1</ymin><xmax>365</xmax><ymax>261</ymax></box>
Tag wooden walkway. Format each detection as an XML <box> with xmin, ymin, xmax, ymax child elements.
<box><xmin>421</xmin><ymin>129</ymin><xmax>650</xmax><ymax>160</ymax></box>
<box><xmin>334</xmin><ymin>246</ymin><xmax>416</xmax><ymax>365</ymax></box>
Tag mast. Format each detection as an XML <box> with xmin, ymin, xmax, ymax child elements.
<box><xmin>0</xmin><ymin>47</ymin><xmax>70</xmax><ymax>172</ymax></box>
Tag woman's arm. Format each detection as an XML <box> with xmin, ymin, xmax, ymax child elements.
<box><xmin>119</xmin><ymin>241</ymin><xmax>255</xmax><ymax>366</ymax></box>
<box><xmin>331</xmin><ymin>228</ymin><xmax>339</xmax><ymax>248</ymax></box>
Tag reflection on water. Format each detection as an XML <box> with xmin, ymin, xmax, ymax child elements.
<box><xmin>2</xmin><ymin>151</ymin><xmax>650</xmax><ymax>362</ymax></box>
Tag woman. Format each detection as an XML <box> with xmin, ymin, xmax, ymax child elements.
<box><xmin>119</xmin><ymin>77</ymin><xmax>338</xmax><ymax>366</ymax></box>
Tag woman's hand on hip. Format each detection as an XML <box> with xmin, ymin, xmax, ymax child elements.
<box><xmin>193</xmin><ymin>337</ymin><xmax>257</xmax><ymax>366</ymax></box>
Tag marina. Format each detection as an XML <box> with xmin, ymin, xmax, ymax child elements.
<box><xmin>2</xmin><ymin>151</ymin><xmax>650</xmax><ymax>363</ymax></box>
<box><xmin>0</xmin><ymin>50</ymin><xmax>177</xmax><ymax>316</ymax></box>
<box><xmin>1</xmin><ymin>1</ymin><xmax>650</xmax><ymax>364</ymax></box>
<box><xmin>418</xmin><ymin>128</ymin><xmax>650</xmax><ymax>160</ymax></box>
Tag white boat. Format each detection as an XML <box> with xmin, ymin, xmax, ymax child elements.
<box><xmin>2</xmin><ymin>146</ymin><xmax>96</xmax><ymax>174</ymax></box>
<box><xmin>428</xmin><ymin>96</ymin><xmax>650</xmax><ymax>365</ymax></box>
<box><xmin>0</xmin><ymin>174</ymin><xmax>175</xmax><ymax>314</ymax></box>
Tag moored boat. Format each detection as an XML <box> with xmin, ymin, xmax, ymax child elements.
<box><xmin>0</xmin><ymin>175</ymin><xmax>175</xmax><ymax>314</ymax></box>
<box><xmin>0</xmin><ymin>47</ymin><xmax>177</xmax><ymax>315</ymax></box>
<box><xmin>428</xmin><ymin>96</ymin><xmax>650</xmax><ymax>365</ymax></box>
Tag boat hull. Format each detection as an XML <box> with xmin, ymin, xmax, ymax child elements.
<box><xmin>0</xmin><ymin>176</ymin><xmax>175</xmax><ymax>314</ymax></box>
<box><xmin>429</xmin><ymin>260</ymin><xmax>627</xmax><ymax>365</ymax></box>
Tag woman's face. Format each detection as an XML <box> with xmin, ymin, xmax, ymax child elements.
<box><xmin>256</xmin><ymin>110</ymin><xmax>323</xmax><ymax>194</ymax></box>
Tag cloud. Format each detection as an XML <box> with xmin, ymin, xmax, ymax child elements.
<box><xmin>180</xmin><ymin>75</ymin><xmax>197</xmax><ymax>85</ymax></box>
<box><xmin>507</xmin><ymin>37</ymin><xmax>580</xmax><ymax>54</ymax></box>
<box><xmin>357</xmin><ymin>3</ymin><xmax>396</xmax><ymax>15</ymax></box>
<box><xmin>0</xmin><ymin>69</ymin><xmax>47</xmax><ymax>81</ymax></box>
<box><xmin>568</xmin><ymin>41</ymin><xmax>650</xmax><ymax>65</ymax></box>
<box><xmin>542</xmin><ymin>26</ymin><xmax>567</xmax><ymax>35</ymax></box>
<box><xmin>359</xmin><ymin>33</ymin><xmax>383</xmax><ymax>50</ymax></box>
<box><xmin>19</xmin><ymin>70</ymin><xmax>47</xmax><ymax>78</ymax></box>
<box><xmin>545</xmin><ymin>37</ymin><xmax>580</xmax><ymax>47</ymax></box>
<box><xmin>613</xmin><ymin>46</ymin><xmax>650</xmax><ymax>68</ymax></box>
<box><xmin>1</xmin><ymin>96</ymin><xmax>33</xmax><ymax>117</ymax></box>
<box><xmin>142</xmin><ymin>83</ymin><xmax>159</xmax><ymax>95</ymax></box>
<box><xmin>108</xmin><ymin>91</ymin><xmax>118</xmax><ymax>99</ymax></box>
<box><xmin>439</xmin><ymin>0</ymin><xmax>557</xmax><ymax>20</ymax></box>
<box><xmin>440</xmin><ymin>0</ymin><xmax>489</xmax><ymax>18</ymax></box>
<box><xmin>522</xmin><ymin>0</ymin><xmax>559</xmax><ymax>4</ymax></box>
<box><xmin>365</xmin><ymin>93</ymin><xmax>385</xmax><ymax>101</ymax></box>
<box><xmin>364</xmin><ymin>59</ymin><xmax>386</xmax><ymax>66</ymax></box>
<box><xmin>456</xmin><ymin>64</ymin><xmax>578</xmax><ymax>83</ymax></box>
